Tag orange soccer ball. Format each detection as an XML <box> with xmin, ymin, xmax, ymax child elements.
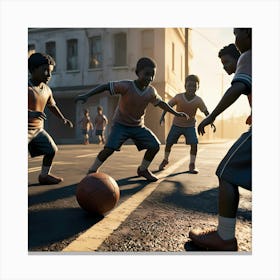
<box><xmin>76</xmin><ymin>172</ymin><xmax>120</xmax><ymax>215</ymax></box>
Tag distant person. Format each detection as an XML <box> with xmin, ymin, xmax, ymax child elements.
<box><xmin>159</xmin><ymin>74</ymin><xmax>216</xmax><ymax>174</ymax></box>
<box><xmin>79</xmin><ymin>109</ymin><xmax>93</xmax><ymax>145</ymax></box>
<box><xmin>93</xmin><ymin>106</ymin><xmax>108</xmax><ymax>145</ymax></box>
<box><xmin>75</xmin><ymin>57</ymin><xmax>189</xmax><ymax>182</ymax></box>
<box><xmin>188</xmin><ymin>28</ymin><xmax>252</xmax><ymax>251</ymax></box>
<box><xmin>219</xmin><ymin>43</ymin><xmax>251</xmax><ymax>125</ymax></box>
<box><xmin>28</xmin><ymin>53</ymin><xmax>73</xmax><ymax>185</ymax></box>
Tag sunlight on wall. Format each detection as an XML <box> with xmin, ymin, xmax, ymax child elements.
<box><xmin>189</xmin><ymin>28</ymin><xmax>251</xmax><ymax>121</ymax></box>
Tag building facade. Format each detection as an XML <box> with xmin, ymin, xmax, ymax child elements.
<box><xmin>28</xmin><ymin>28</ymin><xmax>187</xmax><ymax>144</ymax></box>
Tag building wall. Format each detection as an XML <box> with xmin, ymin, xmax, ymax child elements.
<box><xmin>28</xmin><ymin>28</ymin><xmax>186</xmax><ymax>144</ymax></box>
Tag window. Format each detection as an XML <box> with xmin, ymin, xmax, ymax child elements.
<box><xmin>114</xmin><ymin>33</ymin><xmax>127</xmax><ymax>67</ymax></box>
<box><xmin>89</xmin><ymin>36</ymin><xmax>102</xmax><ymax>69</ymax></box>
<box><xmin>67</xmin><ymin>39</ymin><xmax>78</xmax><ymax>70</ymax></box>
<box><xmin>142</xmin><ymin>30</ymin><xmax>154</xmax><ymax>58</ymax></box>
<box><xmin>45</xmin><ymin>41</ymin><xmax>56</xmax><ymax>71</ymax></box>
<box><xmin>28</xmin><ymin>44</ymin><xmax>35</xmax><ymax>57</ymax></box>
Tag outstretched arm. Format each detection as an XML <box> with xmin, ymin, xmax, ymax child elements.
<box><xmin>159</xmin><ymin>110</ymin><xmax>167</xmax><ymax>126</ymax></box>
<box><xmin>48</xmin><ymin>105</ymin><xmax>73</xmax><ymax>128</ymax></box>
<box><xmin>75</xmin><ymin>83</ymin><xmax>110</xmax><ymax>104</ymax></box>
<box><xmin>157</xmin><ymin>101</ymin><xmax>189</xmax><ymax>119</ymax></box>
<box><xmin>198</xmin><ymin>82</ymin><xmax>246</xmax><ymax>135</ymax></box>
<box><xmin>203</xmin><ymin>109</ymin><xmax>216</xmax><ymax>133</ymax></box>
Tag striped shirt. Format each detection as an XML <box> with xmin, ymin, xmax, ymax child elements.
<box><xmin>232</xmin><ymin>50</ymin><xmax>252</xmax><ymax>124</ymax></box>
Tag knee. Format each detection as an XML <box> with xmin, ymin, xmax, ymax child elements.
<box><xmin>98</xmin><ymin>147</ymin><xmax>114</xmax><ymax>161</ymax></box>
<box><xmin>45</xmin><ymin>150</ymin><xmax>56</xmax><ymax>158</ymax></box>
<box><xmin>151</xmin><ymin>144</ymin><xmax>160</xmax><ymax>154</ymax></box>
<box><xmin>165</xmin><ymin>144</ymin><xmax>172</xmax><ymax>152</ymax></box>
<box><xmin>190</xmin><ymin>145</ymin><xmax>197</xmax><ymax>154</ymax></box>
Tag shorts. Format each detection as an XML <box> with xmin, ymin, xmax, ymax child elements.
<box><xmin>166</xmin><ymin>125</ymin><xmax>198</xmax><ymax>145</ymax></box>
<box><xmin>82</xmin><ymin>129</ymin><xmax>89</xmax><ymax>135</ymax></box>
<box><xmin>216</xmin><ymin>128</ymin><xmax>252</xmax><ymax>190</ymax></box>
<box><xmin>105</xmin><ymin>122</ymin><xmax>161</xmax><ymax>151</ymax></box>
<box><xmin>28</xmin><ymin>128</ymin><xmax>58</xmax><ymax>158</ymax></box>
<box><xmin>95</xmin><ymin>129</ymin><xmax>104</xmax><ymax>136</ymax></box>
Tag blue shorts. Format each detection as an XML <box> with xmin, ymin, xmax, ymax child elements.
<box><xmin>216</xmin><ymin>128</ymin><xmax>252</xmax><ymax>190</ymax></box>
<box><xmin>95</xmin><ymin>129</ymin><xmax>104</xmax><ymax>136</ymax></box>
<box><xmin>82</xmin><ymin>129</ymin><xmax>89</xmax><ymax>135</ymax></box>
<box><xmin>28</xmin><ymin>128</ymin><xmax>58</xmax><ymax>158</ymax></box>
<box><xmin>166</xmin><ymin>125</ymin><xmax>198</xmax><ymax>145</ymax></box>
<box><xmin>105</xmin><ymin>122</ymin><xmax>161</xmax><ymax>151</ymax></box>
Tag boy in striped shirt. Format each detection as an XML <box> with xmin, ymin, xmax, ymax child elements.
<box><xmin>189</xmin><ymin>28</ymin><xmax>252</xmax><ymax>251</ymax></box>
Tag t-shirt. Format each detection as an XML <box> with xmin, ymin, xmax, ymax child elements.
<box><xmin>232</xmin><ymin>50</ymin><xmax>252</xmax><ymax>124</ymax></box>
<box><xmin>168</xmin><ymin>93</ymin><xmax>207</xmax><ymax>127</ymax></box>
<box><xmin>109</xmin><ymin>80</ymin><xmax>162</xmax><ymax>127</ymax></box>
<box><xmin>94</xmin><ymin>114</ymin><xmax>108</xmax><ymax>130</ymax></box>
<box><xmin>81</xmin><ymin>115</ymin><xmax>92</xmax><ymax>130</ymax></box>
<box><xmin>28</xmin><ymin>81</ymin><xmax>56</xmax><ymax>129</ymax></box>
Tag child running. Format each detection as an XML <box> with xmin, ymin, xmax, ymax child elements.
<box><xmin>159</xmin><ymin>74</ymin><xmax>216</xmax><ymax>174</ymax></box>
<box><xmin>79</xmin><ymin>109</ymin><xmax>93</xmax><ymax>145</ymax></box>
<box><xmin>28</xmin><ymin>53</ymin><xmax>73</xmax><ymax>184</ymax></box>
<box><xmin>75</xmin><ymin>57</ymin><xmax>188</xmax><ymax>182</ymax></box>
<box><xmin>93</xmin><ymin>106</ymin><xmax>108</xmax><ymax>145</ymax></box>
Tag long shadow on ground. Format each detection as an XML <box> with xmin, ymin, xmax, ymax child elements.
<box><xmin>28</xmin><ymin>176</ymin><xmax>150</xmax><ymax>250</ymax></box>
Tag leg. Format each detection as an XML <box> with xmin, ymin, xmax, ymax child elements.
<box><xmin>88</xmin><ymin>147</ymin><xmax>114</xmax><ymax>173</ymax></box>
<box><xmin>188</xmin><ymin>178</ymin><xmax>239</xmax><ymax>251</ymax></box>
<box><xmin>159</xmin><ymin>143</ymin><xmax>173</xmax><ymax>170</ymax></box>
<box><xmin>42</xmin><ymin>151</ymin><xmax>55</xmax><ymax>167</ymax></box>
<box><xmin>29</xmin><ymin>129</ymin><xmax>62</xmax><ymax>185</ymax></box>
<box><xmin>188</xmin><ymin>130</ymin><xmax>252</xmax><ymax>251</ymax></box>
<box><xmin>38</xmin><ymin>152</ymin><xmax>63</xmax><ymax>184</ymax></box>
<box><xmin>84</xmin><ymin>133</ymin><xmax>89</xmax><ymax>144</ymax></box>
<box><xmin>143</xmin><ymin>146</ymin><xmax>160</xmax><ymax>162</ymax></box>
<box><xmin>159</xmin><ymin>125</ymin><xmax>181</xmax><ymax>171</ymax></box>
<box><xmin>101</xmin><ymin>133</ymin><xmax>106</xmax><ymax>144</ymax></box>
<box><xmin>138</xmin><ymin>146</ymin><xmax>160</xmax><ymax>182</ymax></box>
<box><xmin>219</xmin><ymin>179</ymin><xmax>239</xmax><ymax>218</ymax></box>
<box><xmin>188</xmin><ymin>144</ymin><xmax>198</xmax><ymax>173</ymax></box>
<box><xmin>98</xmin><ymin>135</ymin><xmax>102</xmax><ymax>145</ymax></box>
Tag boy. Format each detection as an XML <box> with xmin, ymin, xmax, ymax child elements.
<box><xmin>218</xmin><ymin>43</ymin><xmax>240</xmax><ymax>76</ymax></box>
<box><xmin>219</xmin><ymin>43</ymin><xmax>252</xmax><ymax>125</ymax></box>
<box><xmin>75</xmin><ymin>57</ymin><xmax>188</xmax><ymax>182</ymax></box>
<box><xmin>188</xmin><ymin>28</ymin><xmax>252</xmax><ymax>251</ymax></box>
<box><xmin>28</xmin><ymin>53</ymin><xmax>73</xmax><ymax>184</ymax></box>
<box><xmin>93</xmin><ymin>106</ymin><xmax>108</xmax><ymax>145</ymax></box>
<box><xmin>158</xmin><ymin>75</ymin><xmax>216</xmax><ymax>174</ymax></box>
<box><xmin>78</xmin><ymin>109</ymin><xmax>93</xmax><ymax>144</ymax></box>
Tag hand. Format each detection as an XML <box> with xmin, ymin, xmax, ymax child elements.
<box><xmin>75</xmin><ymin>95</ymin><xmax>88</xmax><ymax>104</ymax></box>
<box><xmin>197</xmin><ymin>115</ymin><xmax>215</xmax><ymax>136</ymax></box>
<box><xmin>28</xmin><ymin>110</ymin><xmax>47</xmax><ymax>120</ymax></box>
<box><xmin>211</xmin><ymin>123</ymin><xmax>216</xmax><ymax>133</ymax></box>
<box><xmin>63</xmin><ymin>118</ymin><xmax>73</xmax><ymax>128</ymax></box>
<box><xmin>176</xmin><ymin>112</ymin><xmax>190</xmax><ymax>120</ymax></box>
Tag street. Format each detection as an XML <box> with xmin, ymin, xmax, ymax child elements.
<box><xmin>28</xmin><ymin>141</ymin><xmax>252</xmax><ymax>252</ymax></box>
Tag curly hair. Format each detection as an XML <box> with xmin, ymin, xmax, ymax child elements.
<box><xmin>28</xmin><ymin>52</ymin><xmax>55</xmax><ymax>73</ymax></box>
<box><xmin>218</xmin><ymin>43</ymin><xmax>240</xmax><ymax>60</ymax></box>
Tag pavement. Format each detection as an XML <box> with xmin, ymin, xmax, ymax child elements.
<box><xmin>28</xmin><ymin>141</ymin><xmax>252</xmax><ymax>253</ymax></box>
